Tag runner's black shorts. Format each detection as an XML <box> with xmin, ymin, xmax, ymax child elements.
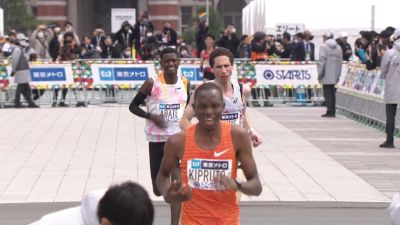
<box><xmin>149</xmin><ymin>142</ymin><xmax>165</xmax><ymax>179</ymax></box>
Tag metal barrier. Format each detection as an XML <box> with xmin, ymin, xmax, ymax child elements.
<box><xmin>0</xmin><ymin>59</ymin><xmax>326</xmax><ymax>107</ymax></box>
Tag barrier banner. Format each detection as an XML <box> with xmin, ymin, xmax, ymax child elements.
<box><xmin>29</xmin><ymin>63</ymin><xmax>74</xmax><ymax>85</ymax></box>
<box><xmin>255</xmin><ymin>64</ymin><xmax>319</xmax><ymax>85</ymax></box>
<box><xmin>338</xmin><ymin>64</ymin><xmax>384</xmax><ymax>98</ymax></box>
<box><xmin>0</xmin><ymin>61</ymin><xmax>9</xmax><ymax>88</ymax></box>
<box><xmin>178</xmin><ymin>64</ymin><xmax>203</xmax><ymax>84</ymax></box>
<box><xmin>91</xmin><ymin>63</ymin><xmax>156</xmax><ymax>85</ymax></box>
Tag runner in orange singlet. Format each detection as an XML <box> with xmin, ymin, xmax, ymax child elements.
<box><xmin>156</xmin><ymin>82</ymin><xmax>262</xmax><ymax>225</ymax></box>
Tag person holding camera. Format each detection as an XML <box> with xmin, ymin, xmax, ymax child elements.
<box><xmin>157</xmin><ymin>22</ymin><xmax>177</xmax><ymax>47</ymax></box>
<box><xmin>217</xmin><ymin>25</ymin><xmax>241</xmax><ymax>58</ymax></box>
<box><xmin>116</xmin><ymin>21</ymin><xmax>135</xmax><ymax>49</ymax></box>
<box><xmin>30</xmin><ymin>24</ymin><xmax>54</xmax><ymax>60</ymax></box>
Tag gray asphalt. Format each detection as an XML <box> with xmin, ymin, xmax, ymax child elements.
<box><xmin>0</xmin><ymin>202</ymin><xmax>390</xmax><ymax>225</ymax></box>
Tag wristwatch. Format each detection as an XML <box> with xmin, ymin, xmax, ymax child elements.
<box><xmin>234</xmin><ymin>178</ymin><xmax>242</xmax><ymax>191</ymax></box>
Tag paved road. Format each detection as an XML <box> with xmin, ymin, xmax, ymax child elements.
<box><xmin>258</xmin><ymin>106</ymin><xmax>400</xmax><ymax>198</ymax></box>
<box><xmin>0</xmin><ymin>202</ymin><xmax>390</xmax><ymax>225</ymax></box>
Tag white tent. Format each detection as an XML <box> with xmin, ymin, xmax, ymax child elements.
<box><xmin>242</xmin><ymin>0</ymin><xmax>399</xmax><ymax>35</ymax></box>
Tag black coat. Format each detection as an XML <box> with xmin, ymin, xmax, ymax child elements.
<box><xmin>279</xmin><ymin>42</ymin><xmax>294</xmax><ymax>59</ymax></box>
<box><xmin>291</xmin><ymin>42</ymin><xmax>306</xmax><ymax>61</ymax></box>
<box><xmin>115</xmin><ymin>28</ymin><xmax>135</xmax><ymax>49</ymax></box>
<box><xmin>217</xmin><ymin>34</ymin><xmax>241</xmax><ymax>58</ymax></box>
<box><xmin>101</xmin><ymin>45</ymin><xmax>121</xmax><ymax>59</ymax></box>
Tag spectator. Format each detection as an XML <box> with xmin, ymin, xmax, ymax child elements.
<box><xmin>101</xmin><ymin>36</ymin><xmax>121</xmax><ymax>59</ymax></box>
<box><xmin>336</xmin><ymin>32</ymin><xmax>353</xmax><ymax>61</ymax></box>
<box><xmin>157</xmin><ymin>22</ymin><xmax>178</xmax><ymax>47</ymax></box>
<box><xmin>121</xmin><ymin>46</ymin><xmax>132</xmax><ymax>58</ymax></box>
<box><xmin>278</xmin><ymin>32</ymin><xmax>294</xmax><ymax>59</ymax></box>
<box><xmin>195</xmin><ymin>20</ymin><xmax>208</xmax><ymax>58</ymax></box>
<box><xmin>91</xmin><ymin>25</ymin><xmax>106</xmax><ymax>53</ymax></box>
<box><xmin>28</xmin><ymin>181</ymin><xmax>154</xmax><ymax>225</ymax></box>
<box><xmin>58</xmin><ymin>32</ymin><xmax>80</xmax><ymax>61</ymax></box>
<box><xmin>250</xmin><ymin>31</ymin><xmax>268</xmax><ymax>61</ymax></box>
<box><xmin>179</xmin><ymin>44</ymin><xmax>193</xmax><ymax>58</ymax></box>
<box><xmin>237</xmin><ymin>35</ymin><xmax>251</xmax><ymax>58</ymax></box>
<box><xmin>360</xmin><ymin>31</ymin><xmax>379</xmax><ymax>70</ymax></box>
<box><xmin>30</xmin><ymin>24</ymin><xmax>54</xmax><ymax>59</ymax></box>
<box><xmin>266</xmin><ymin>34</ymin><xmax>278</xmax><ymax>57</ymax></box>
<box><xmin>303</xmin><ymin>30</ymin><xmax>315</xmax><ymax>61</ymax></box>
<box><xmin>1</xmin><ymin>33</ymin><xmax>16</xmax><ymax>59</ymax></box>
<box><xmin>133</xmin><ymin>11</ymin><xmax>154</xmax><ymax>53</ymax></box>
<box><xmin>10</xmin><ymin>34</ymin><xmax>39</xmax><ymax>108</ymax></box>
<box><xmin>49</xmin><ymin>23</ymin><xmax>62</xmax><ymax>62</ymax></box>
<box><xmin>218</xmin><ymin>24</ymin><xmax>241</xmax><ymax>58</ymax></box>
<box><xmin>380</xmin><ymin>27</ymin><xmax>395</xmax><ymax>49</ymax></box>
<box><xmin>291</xmin><ymin>32</ymin><xmax>306</xmax><ymax>61</ymax></box>
<box><xmin>200</xmin><ymin>33</ymin><xmax>216</xmax><ymax>80</ymax></box>
<box><xmin>80</xmin><ymin>36</ymin><xmax>96</xmax><ymax>59</ymax></box>
<box><xmin>354</xmin><ymin>38</ymin><xmax>367</xmax><ymax>63</ymax></box>
<box><xmin>116</xmin><ymin>21</ymin><xmax>135</xmax><ymax>49</ymax></box>
<box><xmin>318</xmin><ymin>32</ymin><xmax>343</xmax><ymax>117</ymax></box>
<box><xmin>62</xmin><ymin>21</ymin><xmax>80</xmax><ymax>46</ymax></box>
<box><xmin>378</xmin><ymin>29</ymin><xmax>400</xmax><ymax>148</ymax></box>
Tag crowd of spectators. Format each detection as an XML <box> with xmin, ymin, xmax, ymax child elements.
<box><xmin>0</xmin><ymin>10</ymin><xmax>398</xmax><ymax>71</ymax></box>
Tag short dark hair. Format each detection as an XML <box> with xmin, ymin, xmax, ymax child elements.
<box><xmin>204</xmin><ymin>33</ymin><xmax>215</xmax><ymax>40</ymax></box>
<box><xmin>209</xmin><ymin>47</ymin><xmax>234</xmax><ymax>68</ymax></box>
<box><xmin>160</xmin><ymin>47</ymin><xmax>179</xmax><ymax>61</ymax></box>
<box><xmin>97</xmin><ymin>181</ymin><xmax>154</xmax><ymax>225</ymax></box>
<box><xmin>194</xmin><ymin>82</ymin><xmax>223</xmax><ymax>104</ymax></box>
<box><xmin>65</xmin><ymin>21</ymin><xmax>73</xmax><ymax>27</ymax></box>
<box><xmin>283</xmin><ymin>32</ymin><xmax>291</xmax><ymax>41</ymax></box>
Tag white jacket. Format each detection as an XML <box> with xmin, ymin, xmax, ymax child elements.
<box><xmin>28</xmin><ymin>189</ymin><xmax>106</xmax><ymax>225</ymax></box>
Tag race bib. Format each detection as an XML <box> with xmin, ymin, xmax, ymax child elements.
<box><xmin>187</xmin><ymin>159</ymin><xmax>232</xmax><ymax>191</ymax></box>
<box><xmin>159</xmin><ymin>103</ymin><xmax>183</xmax><ymax>123</ymax></box>
<box><xmin>221</xmin><ymin>112</ymin><xmax>241</xmax><ymax>125</ymax></box>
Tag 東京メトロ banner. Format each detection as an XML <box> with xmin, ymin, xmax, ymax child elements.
<box><xmin>91</xmin><ymin>63</ymin><xmax>157</xmax><ymax>85</ymax></box>
<box><xmin>29</xmin><ymin>63</ymin><xmax>74</xmax><ymax>85</ymax></box>
<box><xmin>255</xmin><ymin>64</ymin><xmax>319</xmax><ymax>85</ymax></box>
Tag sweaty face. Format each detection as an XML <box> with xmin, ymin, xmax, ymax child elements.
<box><xmin>194</xmin><ymin>89</ymin><xmax>224</xmax><ymax>131</ymax></box>
<box><xmin>161</xmin><ymin>53</ymin><xmax>179</xmax><ymax>76</ymax></box>
<box><xmin>212</xmin><ymin>55</ymin><xmax>232</xmax><ymax>83</ymax></box>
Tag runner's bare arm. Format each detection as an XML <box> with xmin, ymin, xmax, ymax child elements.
<box><xmin>179</xmin><ymin>94</ymin><xmax>196</xmax><ymax>130</ymax></box>
<box><xmin>129</xmin><ymin>78</ymin><xmax>166</xmax><ymax>128</ymax></box>
<box><xmin>156</xmin><ymin>132</ymin><xmax>191</xmax><ymax>203</ymax></box>
<box><xmin>241</xmin><ymin>84</ymin><xmax>262</xmax><ymax>147</ymax></box>
<box><xmin>232</xmin><ymin>125</ymin><xmax>262</xmax><ymax>195</ymax></box>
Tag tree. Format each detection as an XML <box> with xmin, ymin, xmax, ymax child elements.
<box><xmin>182</xmin><ymin>6</ymin><xmax>224</xmax><ymax>45</ymax></box>
<box><xmin>0</xmin><ymin>0</ymin><xmax>37</xmax><ymax>33</ymax></box>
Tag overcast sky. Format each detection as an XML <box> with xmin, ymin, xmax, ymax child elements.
<box><xmin>263</xmin><ymin>0</ymin><xmax>399</xmax><ymax>30</ymax></box>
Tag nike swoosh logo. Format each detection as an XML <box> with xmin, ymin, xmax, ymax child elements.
<box><xmin>214</xmin><ymin>149</ymin><xmax>229</xmax><ymax>157</ymax></box>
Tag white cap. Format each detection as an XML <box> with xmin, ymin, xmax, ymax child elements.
<box><xmin>339</xmin><ymin>31</ymin><xmax>348</xmax><ymax>38</ymax></box>
<box><xmin>323</xmin><ymin>31</ymin><xmax>333</xmax><ymax>39</ymax></box>
<box><xmin>16</xmin><ymin>33</ymin><xmax>28</xmax><ymax>41</ymax></box>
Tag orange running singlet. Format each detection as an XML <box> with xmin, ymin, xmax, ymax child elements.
<box><xmin>180</xmin><ymin>122</ymin><xmax>239</xmax><ymax>225</ymax></box>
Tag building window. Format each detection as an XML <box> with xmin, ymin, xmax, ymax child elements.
<box><xmin>181</xmin><ymin>6</ymin><xmax>192</xmax><ymax>28</ymax></box>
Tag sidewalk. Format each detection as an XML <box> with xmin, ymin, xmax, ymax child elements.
<box><xmin>0</xmin><ymin>105</ymin><xmax>392</xmax><ymax>204</ymax></box>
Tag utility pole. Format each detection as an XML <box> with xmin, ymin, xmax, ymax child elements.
<box><xmin>206</xmin><ymin>0</ymin><xmax>209</xmax><ymax>25</ymax></box>
<box><xmin>371</xmin><ymin>5</ymin><xmax>375</xmax><ymax>31</ymax></box>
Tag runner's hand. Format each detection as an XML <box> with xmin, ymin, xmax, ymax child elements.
<box><xmin>213</xmin><ymin>174</ymin><xmax>237</xmax><ymax>191</ymax></box>
<box><xmin>249</xmin><ymin>130</ymin><xmax>262</xmax><ymax>147</ymax></box>
<box><xmin>149</xmin><ymin>114</ymin><xmax>167</xmax><ymax>128</ymax></box>
<box><xmin>165</xmin><ymin>180</ymin><xmax>192</xmax><ymax>203</ymax></box>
